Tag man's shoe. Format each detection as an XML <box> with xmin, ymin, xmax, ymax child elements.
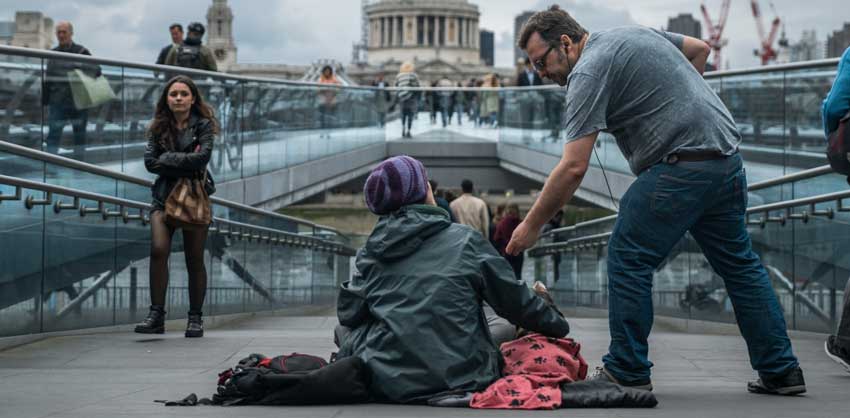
<box><xmin>747</xmin><ymin>366</ymin><xmax>806</xmax><ymax>396</ymax></box>
<box><xmin>825</xmin><ymin>336</ymin><xmax>850</xmax><ymax>373</ymax></box>
<box><xmin>134</xmin><ymin>305</ymin><xmax>165</xmax><ymax>334</ymax></box>
<box><xmin>587</xmin><ymin>366</ymin><xmax>653</xmax><ymax>391</ymax></box>
<box><xmin>185</xmin><ymin>312</ymin><xmax>204</xmax><ymax>338</ymax></box>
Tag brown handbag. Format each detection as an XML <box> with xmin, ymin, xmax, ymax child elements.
<box><xmin>164</xmin><ymin>170</ymin><xmax>212</xmax><ymax>230</ymax></box>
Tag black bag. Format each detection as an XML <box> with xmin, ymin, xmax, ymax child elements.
<box><xmin>212</xmin><ymin>353</ymin><xmax>370</xmax><ymax>406</ymax></box>
<box><xmin>826</xmin><ymin>111</ymin><xmax>850</xmax><ymax>175</ymax></box>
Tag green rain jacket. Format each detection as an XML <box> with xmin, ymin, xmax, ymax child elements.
<box><xmin>336</xmin><ymin>204</ymin><xmax>569</xmax><ymax>403</ymax></box>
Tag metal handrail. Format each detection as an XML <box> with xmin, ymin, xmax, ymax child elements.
<box><xmin>532</xmin><ymin>189</ymin><xmax>850</xmax><ymax>255</ymax></box>
<box><xmin>0</xmin><ymin>174</ymin><xmax>355</xmax><ymax>255</ymax></box>
<box><xmin>748</xmin><ymin>165</ymin><xmax>835</xmax><ymax>191</ymax></box>
<box><xmin>704</xmin><ymin>57</ymin><xmax>840</xmax><ymax>78</ymax></box>
<box><xmin>0</xmin><ymin>140</ymin><xmax>342</xmax><ymax>235</ymax></box>
<box><xmin>541</xmin><ymin>164</ymin><xmax>837</xmax><ymax>240</ymax></box>
<box><xmin>0</xmin><ymin>45</ymin><xmax>379</xmax><ymax>91</ymax></box>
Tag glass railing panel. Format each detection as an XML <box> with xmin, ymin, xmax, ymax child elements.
<box><xmin>575</xmin><ymin>247</ymin><xmax>606</xmax><ymax>309</ymax></box>
<box><xmin>41</xmin><ymin>168</ymin><xmax>120</xmax><ymax>332</ymax></box>
<box><xmin>210</xmin><ymin>79</ymin><xmax>245</xmax><ymax>183</ymax></box>
<box><xmin>1</xmin><ymin>56</ymin><xmax>43</xmax><ymax>151</ymax></box>
<box><xmin>312</xmin><ymin>249</ymin><xmax>337</xmax><ymax>306</ymax></box>
<box><xmin>652</xmin><ymin>238</ymin><xmax>691</xmax><ymax>319</ymax></box>
<box><xmin>250</xmin><ymin>82</ymin><xmax>288</xmax><ymax>175</ymax></box>
<box><xmin>719</xmin><ymin>72</ymin><xmax>789</xmax><ymax>177</ymax></box>
<box><xmin>206</xmin><ymin>223</ymin><xmax>245</xmax><ymax>316</ymax></box>
<box><xmin>685</xmin><ymin>237</ymin><xmax>736</xmax><ymax>324</ymax></box>
<box><xmin>783</xmin><ymin>67</ymin><xmax>835</xmax><ymax>167</ymax></box>
<box><xmin>550</xmin><ymin>252</ymin><xmax>577</xmax><ymax>309</ymax></box>
<box><xmin>114</xmin><ymin>182</ymin><xmax>153</xmax><ymax>326</ymax></box>
<box><xmin>0</xmin><ymin>179</ymin><xmax>45</xmax><ymax>336</ymax></box>
<box><xmin>788</xmin><ymin>205</ymin><xmax>849</xmax><ymax>333</ymax></box>
<box><xmin>121</xmin><ymin>67</ymin><xmax>159</xmax><ymax>180</ymax></box>
<box><xmin>243</xmin><ymin>234</ymin><xmax>274</xmax><ymax>312</ymax></box>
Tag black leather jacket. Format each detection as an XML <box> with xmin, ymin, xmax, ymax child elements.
<box><xmin>144</xmin><ymin>114</ymin><xmax>216</xmax><ymax>209</ymax></box>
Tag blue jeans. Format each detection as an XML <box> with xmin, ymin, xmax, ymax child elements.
<box><xmin>603</xmin><ymin>154</ymin><xmax>799</xmax><ymax>383</ymax></box>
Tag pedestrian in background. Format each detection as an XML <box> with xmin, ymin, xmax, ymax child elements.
<box><xmin>43</xmin><ymin>21</ymin><xmax>101</xmax><ymax>161</ymax></box>
<box><xmin>494</xmin><ymin>203</ymin><xmax>524</xmax><ymax>280</ymax></box>
<box><xmin>165</xmin><ymin>22</ymin><xmax>217</xmax><ymax>72</ymax></box>
<box><xmin>156</xmin><ymin>23</ymin><xmax>183</xmax><ymax>65</ymax></box>
<box><xmin>395</xmin><ymin>62</ymin><xmax>420</xmax><ymax>138</ymax></box>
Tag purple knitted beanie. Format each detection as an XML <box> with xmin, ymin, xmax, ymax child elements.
<box><xmin>364</xmin><ymin>155</ymin><xmax>429</xmax><ymax>215</ymax></box>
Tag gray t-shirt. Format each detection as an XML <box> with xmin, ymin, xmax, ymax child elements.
<box><xmin>563</xmin><ymin>26</ymin><xmax>740</xmax><ymax>175</ymax></box>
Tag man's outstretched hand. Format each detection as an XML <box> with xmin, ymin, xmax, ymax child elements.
<box><xmin>505</xmin><ymin>221</ymin><xmax>539</xmax><ymax>256</ymax></box>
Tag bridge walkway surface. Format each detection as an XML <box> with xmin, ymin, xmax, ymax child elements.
<box><xmin>0</xmin><ymin>312</ymin><xmax>846</xmax><ymax>418</ymax></box>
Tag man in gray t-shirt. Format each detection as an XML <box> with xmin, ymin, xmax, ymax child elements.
<box><xmin>507</xmin><ymin>6</ymin><xmax>804</xmax><ymax>396</ymax></box>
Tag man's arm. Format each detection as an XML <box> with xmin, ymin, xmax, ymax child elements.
<box><xmin>505</xmin><ymin>132</ymin><xmax>598</xmax><ymax>255</ymax></box>
<box><xmin>679</xmin><ymin>35</ymin><xmax>711</xmax><ymax>75</ymax></box>
<box><xmin>474</xmin><ymin>233</ymin><xmax>569</xmax><ymax>338</ymax></box>
<box><xmin>653</xmin><ymin>28</ymin><xmax>710</xmax><ymax>75</ymax></box>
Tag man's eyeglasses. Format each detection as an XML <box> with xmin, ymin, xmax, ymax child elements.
<box><xmin>532</xmin><ymin>45</ymin><xmax>555</xmax><ymax>72</ymax></box>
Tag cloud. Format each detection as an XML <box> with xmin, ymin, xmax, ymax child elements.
<box><xmin>533</xmin><ymin>0</ymin><xmax>637</xmax><ymax>32</ymax></box>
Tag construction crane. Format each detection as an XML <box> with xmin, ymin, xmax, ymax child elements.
<box><xmin>750</xmin><ymin>0</ymin><xmax>782</xmax><ymax>65</ymax></box>
<box><xmin>700</xmin><ymin>0</ymin><xmax>731</xmax><ymax>69</ymax></box>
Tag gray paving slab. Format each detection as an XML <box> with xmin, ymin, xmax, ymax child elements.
<box><xmin>0</xmin><ymin>314</ymin><xmax>847</xmax><ymax>418</ymax></box>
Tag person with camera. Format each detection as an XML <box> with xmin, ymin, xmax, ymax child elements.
<box><xmin>135</xmin><ymin>75</ymin><xmax>217</xmax><ymax>338</ymax></box>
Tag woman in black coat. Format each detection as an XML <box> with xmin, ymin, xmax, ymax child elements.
<box><xmin>135</xmin><ymin>75</ymin><xmax>217</xmax><ymax>337</ymax></box>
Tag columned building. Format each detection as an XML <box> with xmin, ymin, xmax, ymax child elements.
<box><xmin>365</xmin><ymin>0</ymin><xmax>481</xmax><ymax>66</ymax></box>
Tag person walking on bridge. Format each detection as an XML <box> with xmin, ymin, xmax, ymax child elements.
<box><xmin>822</xmin><ymin>44</ymin><xmax>850</xmax><ymax>373</ymax></box>
<box><xmin>507</xmin><ymin>6</ymin><xmax>805</xmax><ymax>395</ymax></box>
<box><xmin>43</xmin><ymin>21</ymin><xmax>101</xmax><ymax>161</ymax></box>
<box><xmin>136</xmin><ymin>75</ymin><xmax>217</xmax><ymax>338</ymax></box>
<box><xmin>395</xmin><ymin>62</ymin><xmax>420</xmax><ymax>138</ymax></box>
<box><xmin>156</xmin><ymin>23</ymin><xmax>183</xmax><ymax>65</ymax></box>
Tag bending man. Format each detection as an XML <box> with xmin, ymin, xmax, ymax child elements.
<box><xmin>508</xmin><ymin>6</ymin><xmax>804</xmax><ymax>396</ymax></box>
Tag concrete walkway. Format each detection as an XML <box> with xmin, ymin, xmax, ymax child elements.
<box><xmin>0</xmin><ymin>313</ymin><xmax>847</xmax><ymax>418</ymax></box>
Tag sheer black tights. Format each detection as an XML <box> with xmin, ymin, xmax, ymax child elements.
<box><xmin>149</xmin><ymin>211</ymin><xmax>208</xmax><ymax>313</ymax></box>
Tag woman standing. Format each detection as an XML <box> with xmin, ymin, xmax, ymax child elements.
<box><xmin>136</xmin><ymin>75</ymin><xmax>217</xmax><ymax>337</ymax></box>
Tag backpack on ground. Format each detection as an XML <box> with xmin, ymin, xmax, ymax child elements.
<box><xmin>212</xmin><ymin>352</ymin><xmax>370</xmax><ymax>406</ymax></box>
<box><xmin>826</xmin><ymin>111</ymin><xmax>850</xmax><ymax>177</ymax></box>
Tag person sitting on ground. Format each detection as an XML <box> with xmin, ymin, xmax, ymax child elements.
<box><xmin>334</xmin><ymin>155</ymin><xmax>569</xmax><ymax>404</ymax></box>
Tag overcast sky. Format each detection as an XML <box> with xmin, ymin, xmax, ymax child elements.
<box><xmin>1</xmin><ymin>0</ymin><xmax>846</xmax><ymax>70</ymax></box>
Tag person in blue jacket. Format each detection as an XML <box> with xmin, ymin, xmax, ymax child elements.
<box><xmin>822</xmin><ymin>45</ymin><xmax>850</xmax><ymax>374</ymax></box>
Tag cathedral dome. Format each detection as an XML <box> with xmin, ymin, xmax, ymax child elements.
<box><xmin>364</xmin><ymin>0</ymin><xmax>481</xmax><ymax>66</ymax></box>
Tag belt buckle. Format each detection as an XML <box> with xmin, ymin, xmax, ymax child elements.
<box><xmin>665</xmin><ymin>154</ymin><xmax>679</xmax><ymax>164</ymax></box>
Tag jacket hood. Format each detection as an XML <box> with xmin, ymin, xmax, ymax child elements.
<box><xmin>362</xmin><ymin>204</ymin><xmax>451</xmax><ymax>260</ymax></box>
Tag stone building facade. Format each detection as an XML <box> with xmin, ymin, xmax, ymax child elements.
<box><xmin>0</xmin><ymin>11</ymin><xmax>53</xmax><ymax>50</ymax></box>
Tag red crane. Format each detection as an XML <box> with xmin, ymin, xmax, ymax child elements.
<box><xmin>751</xmin><ymin>0</ymin><xmax>782</xmax><ymax>65</ymax></box>
<box><xmin>700</xmin><ymin>0</ymin><xmax>731</xmax><ymax>70</ymax></box>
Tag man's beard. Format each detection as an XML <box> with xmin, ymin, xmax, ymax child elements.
<box><xmin>554</xmin><ymin>50</ymin><xmax>572</xmax><ymax>87</ymax></box>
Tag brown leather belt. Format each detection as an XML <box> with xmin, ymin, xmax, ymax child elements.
<box><xmin>664</xmin><ymin>150</ymin><xmax>735</xmax><ymax>164</ymax></box>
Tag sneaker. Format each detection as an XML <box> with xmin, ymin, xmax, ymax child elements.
<box><xmin>587</xmin><ymin>366</ymin><xmax>653</xmax><ymax>391</ymax></box>
<box><xmin>747</xmin><ymin>366</ymin><xmax>806</xmax><ymax>396</ymax></box>
<box><xmin>825</xmin><ymin>336</ymin><xmax>850</xmax><ymax>373</ymax></box>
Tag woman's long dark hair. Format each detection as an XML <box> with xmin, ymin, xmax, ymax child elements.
<box><xmin>148</xmin><ymin>75</ymin><xmax>219</xmax><ymax>149</ymax></box>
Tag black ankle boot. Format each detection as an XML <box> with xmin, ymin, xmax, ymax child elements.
<box><xmin>134</xmin><ymin>305</ymin><xmax>165</xmax><ymax>334</ymax></box>
<box><xmin>185</xmin><ymin>312</ymin><xmax>204</xmax><ymax>338</ymax></box>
